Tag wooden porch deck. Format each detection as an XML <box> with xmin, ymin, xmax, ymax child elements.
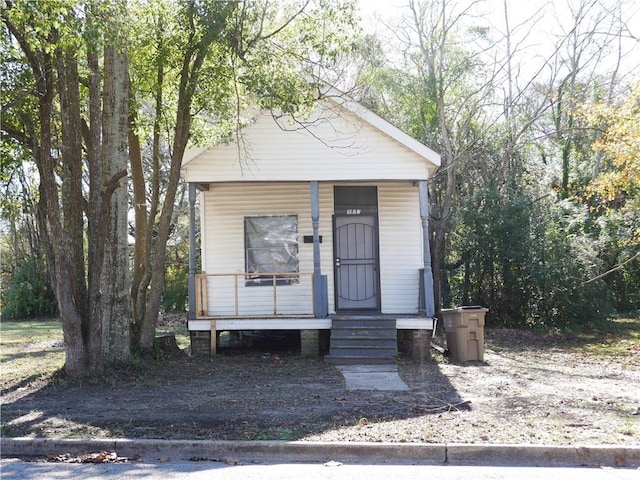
<box><xmin>188</xmin><ymin>316</ymin><xmax>435</xmax><ymax>332</ymax></box>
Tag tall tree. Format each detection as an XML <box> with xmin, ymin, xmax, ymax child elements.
<box><xmin>99</xmin><ymin>5</ymin><xmax>131</xmax><ymax>364</ymax></box>
<box><xmin>543</xmin><ymin>0</ymin><xmax>634</xmax><ymax>198</ymax></box>
<box><xmin>579</xmin><ymin>83</ymin><xmax>640</xmax><ymax>291</ymax></box>
<box><xmin>365</xmin><ymin>0</ymin><xmax>495</xmax><ymax>319</ymax></box>
<box><xmin>2</xmin><ymin>0</ymin><xmax>130</xmax><ymax>375</ymax></box>
<box><xmin>128</xmin><ymin>0</ymin><xmax>359</xmax><ymax>352</ymax></box>
<box><xmin>128</xmin><ymin>0</ymin><xmax>237</xmax><ymax>352</ymax></box>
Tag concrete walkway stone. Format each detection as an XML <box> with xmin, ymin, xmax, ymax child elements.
<box><xmin>336</xmin><ymin>365</ymin><xmax>410</xmax><ymax>391</ymax></box>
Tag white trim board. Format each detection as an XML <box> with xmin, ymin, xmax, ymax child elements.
<box><xmin>188</xmin><ymin>317</ymin><xmax>434</xmax><ymax>331</ymax></box>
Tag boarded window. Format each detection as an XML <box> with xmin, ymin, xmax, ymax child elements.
<box><xmin>245</xmin><ymin>215</ymin><xmax>298</xmax><ymax>285</ymax></box>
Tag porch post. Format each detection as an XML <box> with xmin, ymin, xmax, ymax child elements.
<box><xmin>419</xmin><ymin>180</ymin><xmax>436</xmax><ymax>318</ymax></box>
<box><xmin>310</xmin><ymin>181</ymin><xmax>324</xmax><ymax>317</ymax></box>
<box><xmin>188</xmin><ymin>182</ymin><xmax>197</xmax><ymax>321</ymax></box>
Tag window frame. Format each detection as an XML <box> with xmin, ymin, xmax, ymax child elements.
<box><xmin>244</xmin><ymin>214</ymin><xmax>299</xmax><ymax>286</ymax></box>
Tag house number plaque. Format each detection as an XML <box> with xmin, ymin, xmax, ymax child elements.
<box><xmin>346</xmin><ymin>209</ymin><xmax>362</xmax><ymax>215</ymax></box>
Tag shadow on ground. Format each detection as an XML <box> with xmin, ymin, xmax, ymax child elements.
<box><xmin>1</xmin><ymin>340</ymin><xmax>464</xmax><ymax>442</ymax></box>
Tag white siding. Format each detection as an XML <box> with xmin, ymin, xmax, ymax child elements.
<box><xmin>378</xmin><ymin>184</ymin><xmax>423</xmax><ymax>314</ymax></box>
<box><xmin>202</xmin><ymin>183</ymin><xmax>335</xmax><ymax>316</ymax></box>
<box><xmin>182</xmin><ymin>105</ymin><xmax>438</xmax><ymax>183</ymax></box>
<box><xmin>201</xmin><ymin>182</ymin><xmax>422</xmax><ymax>316</ymax></box>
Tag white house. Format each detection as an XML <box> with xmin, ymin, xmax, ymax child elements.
<box><xmin>181</xmin><ymin>94</ymin><xmax>440</xmax><ymax>363</ymax></box>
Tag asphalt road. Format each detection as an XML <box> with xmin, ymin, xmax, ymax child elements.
<box><xmin>1</xmin><ymin>459</ymin><xmax>639</xmax><ymax>480</ymax></box>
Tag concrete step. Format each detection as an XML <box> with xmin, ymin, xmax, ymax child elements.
<box><xmin>329</xmin><ymin>345</ymin><xmax>398</xmax><ymax>357</ymax></box>
<box><xmin>324</xmin><ymin>355</ymin><xmax>396</xmax><ymax>365</ymax></box>
<box><xmin>330</xmin><ymin>337</ymin><xmax>397</xmax><ymax>348</ymax></box>
<box><xmin>327</xmin><ymin>315</ymin><xmax>399</xmax><ymax>365</ymax></box>
<box><xmin>331</xmin><ymin>326</ymin><xmax>396</xmax><ymax>335</ymax></box>
<box><xmin>331</xmin><ymin>317</ymin><xmax>396</xmax><ymax>329</ymax></box>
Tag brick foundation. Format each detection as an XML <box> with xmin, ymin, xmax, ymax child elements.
<box><xmin>190</xmin><ymin>330</ymin><xmax>212</xmax><ymax>356</ymax></box>
<box><xmin>398</xmin><ymin>329</ymin><xmax>431</xmax><ymax>360</ymax></box>
<box><xmin>300</xmin><ymin>329</ymin><xmax>320</xmax><ymax>357</ymax></box>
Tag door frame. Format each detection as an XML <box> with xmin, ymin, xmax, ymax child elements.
<box><xmin>332</xmin><ymin>213</ymin><xmax>381</xmax><ymax>312</ymax></box>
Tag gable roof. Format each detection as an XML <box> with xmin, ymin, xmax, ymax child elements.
<box><xmin>182</xmin><ymin>94</ymin><xmax>441</xmax><ymax>183</ymax></box>
<box><xmin>323</xmin><ymin>93</ymin><xmax>441</xmax><ymax>166</ymax></box>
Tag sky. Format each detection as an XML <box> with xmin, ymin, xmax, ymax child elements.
<box><xmin>356</xmin><ymin>0</ymin><xmax>640</xmax><ymax>81</ymax></box>
<box><xmin>358</xmin><ymin>0</ymin><xmax>639</xmax><ymax>31</ymax></box>
<box><xmin>356</xmin><ymin>0</ymin><xmax>640</xmax><ymax>46</ymax></box>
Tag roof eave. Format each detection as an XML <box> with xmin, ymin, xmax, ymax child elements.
<box><xmin>324</xmin><ymin>94</ymin><xmax>441</xmax><ymax>167</ymax></box>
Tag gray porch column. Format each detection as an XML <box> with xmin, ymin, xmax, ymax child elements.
<box><xmin>419</xmin><ymin>180</ymin><xmax>436</xmax><ymax>318</ymax></box>
<box><xmin>188</xmin><ymin>182</ymin><xmax>197</xmax><ymax>321</ymax></box>
<box><xmin>310</xmin><ymin>181</ymin><xmax>325</xmax><ymax>317</ymax></box>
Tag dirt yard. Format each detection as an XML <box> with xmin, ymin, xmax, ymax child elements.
<box><xmin>1</xmin><ymin>321</ymin><xmax>639</xmax><ymax>446</ymax></box>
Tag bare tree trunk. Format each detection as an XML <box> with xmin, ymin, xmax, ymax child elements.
<box><xmin>131</xmin><ymin>9</ymin><xmax>211</xmax><ymax>351</ymax></box>
<box><xmin>407</xmin><ymin>0</ymin><xmax>463</xmax><ymax>319</ymax></box>
<box><xmin>100</xmin><ymin>40</ymin><xmax>131</xmax><ymax>364</ymax></box>
<box><xmin>56</xmin><ymin>48</ymin><xmax>86</xmax><ymax>309</ymax></box>
<box><xmin>137</xmin><ymin>85</ymin><xmax>195</xmax><ymax>351</ymax></box>
<box><xmin>54</xmin><ymin>42</ymin><xmax>93</xmax><ymax>374</ymax></box>
<box><xmin>130</xmin><ymin>25</ymin><xmax>165</xmax><ymax>349</ymax></box>
<box><xmin>39</xmin><ymin>50</ymin><xmax>91</xmax><ymax>375</ymax></box>
<box><xmin>128</xmin><ymin>110</ymin><xmax>148</xmax><ymax>340</ymax></box>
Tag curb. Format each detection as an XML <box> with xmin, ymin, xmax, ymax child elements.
<box><xmin>1</xmin><ymin>437</ymin><xmax>639</xmax><ymax>468</ymax></box>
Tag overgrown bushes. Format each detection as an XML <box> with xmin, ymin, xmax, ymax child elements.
<box><xmin>1</xmin><ymin>261</ymin><xmax>58</xmax><ymax>319</ymax></box>
<box><xmin>444</xmin><ymin>185</ymin><xmax>637</xmax><ymax>329</ymax></box>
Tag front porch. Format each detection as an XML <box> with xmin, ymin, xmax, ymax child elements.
<box><xmin>191</xmin><ymin>265</ymin><xmax>435</xmax><ymax>325</ymax></box>
<box><xmin>188</xmin><ymin>315</ymin><xmax>435</xmax><ymax>360</ymax></box>
<box><xmin>193</xmin><ymin>272</ymin><xmax>319</xmax><ymax>318</ymax></box>
<box><xmin>188</xmin><ymin>259</ymin><xmax>435</xmax><ymax>361</ymax></box>
<box><xmin>187</xmin><ymin>181</ymin><xmax>437</xmax><ymax>322</ymax></box>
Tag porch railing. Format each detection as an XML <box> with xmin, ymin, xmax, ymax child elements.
<box><xmin>194</xmin><ymin>272</ymin><xmax>315</xmax><ymax>318</ymax></box>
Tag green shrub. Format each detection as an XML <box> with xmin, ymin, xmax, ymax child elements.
<box><xmin>162</xmin><ymin>261</ymin><xmax>188</xmax><ymax>313</ymax></box>
<box><xmin>1</xmin><ymin>261</ymin><xmax>58</xmax><ymax>319</ymax></box>
<box><xmin>445</xmin><ymin>188</ymin><xmax>613</xmax><ymax>330</ymax></box>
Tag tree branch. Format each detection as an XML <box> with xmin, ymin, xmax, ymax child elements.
<box><xmin>2</xmin><ymin>6</ymin><xmax>44</xmax><ymax>91</ymax></box>
<box><xmin>238</xmin><ymin>0</ymin><xmax>312</xmax><ymax>58</ymax></box>
<box><xmin>1</xmin><ymin>123</ymin><xmax>31</xmax><ymax>146</ymax></box>
<box><xmin>583</xmin><ymin>251</ymin><xmax>640</xmax><ymax>285</ymax></box>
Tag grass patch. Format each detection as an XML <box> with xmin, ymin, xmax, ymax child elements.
<box><xmin>572</xmin><ymin>316</ymin><xmax>640</xmax><ymax>357</ymax></box>
<box><xmin>0</xmin><ymin>318</ymin><xmax>65</xmax><ymax>392</ymax></box>
<box><xmin>1</xmin><ymin>316</ymin><xmax>192</xmax><ymax>392</ymax></box>
<box><xmin>156</xmin><ymin>321</ymin><xmax>190</xmax><ymax>350</ymax></box>
<box><xmin>0</xmin><ymin>318</ymin><xmax>64</xmax><ymax>345</ymax></box>
<box><xmin>255</xmin><ymin>427</ymin><xmax>296</xmax><ymax>441</ymax></box>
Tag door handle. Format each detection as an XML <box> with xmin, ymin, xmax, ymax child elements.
<box><xmin>335</xmin><ymin>258</ymin><xmax>341</xmax><ymax>268</ymax></box>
